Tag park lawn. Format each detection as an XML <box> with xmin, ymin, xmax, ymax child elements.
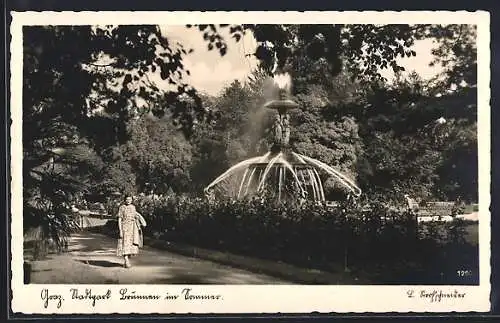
<box><xmin>464</xmin><ymin>222</ymin><xmax>479</xmax><ymax>245</ymax></box>
<box><xmin>355</xmin><ymin>222</ymin><xmax>479</xmax><ymax>285</ymax></box>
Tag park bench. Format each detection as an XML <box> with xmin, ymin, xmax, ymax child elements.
<box><xmin>413</xmin><ymin>201</ymin><xmax>456</xmax><ymax>223</ymax></box>
<box><xmin>418</xmin><ymin>201</ymin><xmax>455</xmax><ymax>217</ymax></box>
<box><xmin>404</xmin><ymin>196</ymin><xmax>459</xmax><ymax>222</ymax></box>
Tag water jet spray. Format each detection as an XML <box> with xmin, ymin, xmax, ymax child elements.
<box><xmin>204</xmin><ymin>73</ymin><xmax>362</xmax><ymax>203</ymax></box>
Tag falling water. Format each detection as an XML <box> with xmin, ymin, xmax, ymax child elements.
<box><xmin>293</xmin><ymin>152</ymin><xmax>362</xmax><ymax>197</ymax></box>
<box><xmin>204</xmin><ymin>153</ymin><xmax>270</xmax><ymax>194</ymax></box>
<box><xmin>273</xmin><ymin>73</ymin><xmax>292</xmax><ymax>93</ymax></box>
<box><xmin>256</xmin><ymin>153</ymin><xmax>283</xmax><ymax>191</ymax></box>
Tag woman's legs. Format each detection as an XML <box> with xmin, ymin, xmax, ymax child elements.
<box><xmin>124</xmin><ymin>255</ymin><xmax>130</xmax><ymax>268</ymax></box>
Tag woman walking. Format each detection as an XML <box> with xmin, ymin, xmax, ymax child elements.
<box><xmin>116</xmin><ymin>195</ymin><xmax>147</xmax><ymax>268</ymax></box>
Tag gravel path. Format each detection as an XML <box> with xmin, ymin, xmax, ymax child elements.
<box><xmin>27</xmin><ymin>232</ymin><xmax>291</xmax><ymax>284</ymax></box>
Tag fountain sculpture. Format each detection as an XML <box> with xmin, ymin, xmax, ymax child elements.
<box><xmin>204</xmin><ymin>73</ymin><xmax>362</xmax><ymax>203</ymax></box>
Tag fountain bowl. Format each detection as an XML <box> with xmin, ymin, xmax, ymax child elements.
<box><xmin>263</xmin><ymin>99</ymin><xmax>299</xmax><ymax>113</ymax></box>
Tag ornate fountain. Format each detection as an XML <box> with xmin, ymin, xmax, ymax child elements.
<box><xmin>204</xmin><ymin>73</ymin><xmax>361</xmax><ymax>203</ymax></box>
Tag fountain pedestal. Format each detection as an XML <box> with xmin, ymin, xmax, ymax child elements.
<box><xmin>265</xmin><ymin>89</ymin><xmax>298</xmax><ymax>154</ymax></box>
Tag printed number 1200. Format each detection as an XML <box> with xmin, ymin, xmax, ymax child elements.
<box><xmin>457</xmin><ymin>270</ymin><xmax>472</xmax><ymax>277</ymax></box>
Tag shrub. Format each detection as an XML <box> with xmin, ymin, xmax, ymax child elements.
<box><xmin>132</xmin><ymin>194</ymin><xmax>446</xmax><ymax>269</ymax></box>
<box><xmin>109</xmin><ymin>193</ymin><xmax>476</xmax><ymax>283</ymax></box>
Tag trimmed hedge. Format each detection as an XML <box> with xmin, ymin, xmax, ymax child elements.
<box><xmin>127</xmin><ymin>195</ymin><xmax>476</xmax><ymax>279</ymax></box>
<box><xmin>94</xmin><ymin>195</ymin><xmax>478</xmax><ymax>283</ymax></box>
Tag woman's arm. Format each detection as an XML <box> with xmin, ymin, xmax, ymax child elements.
<box><xmin>136</xmin><ymin>212</ymin><xmax>147</xmax><ymax>227</ymax></box>
<box><xmin>117</xmin><ymin>206</ymin><xmax>123</xmax><ymax>238</ymax></box>
<box><xmin>118</xmin><ymin>218</ymin><xmax>123</xmax><ymax>238</ymax></box>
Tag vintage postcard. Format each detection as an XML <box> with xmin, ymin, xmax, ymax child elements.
<box><xmin>10</xmin><ymin>11</ymin><xmax>491</xmax><ymax>314</ymax></box>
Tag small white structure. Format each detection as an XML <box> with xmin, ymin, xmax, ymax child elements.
<box><xmin>417</xmin><ymin>215</ymin><xmax>454</xmax><ymax>223</ymax></box>
<box><xmin>456</xmin><ymin>212</ymin><xmax>479</xmax><ymax>222</ymax></box>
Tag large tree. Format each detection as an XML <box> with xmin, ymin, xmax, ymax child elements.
<box><xmin>190</xmin><ymin>24</ymin><xmax>429</xmax><ymax>80</ymax></box>
<box><xmin>121</xmin><ymin>115</ymin><xmax>193</xmax><ymax>194</ymax></box>
<box><xmin>350</xmin><ymin>72</ymin><xmax>477</xmax><ymax>201</ymax></box>
<box><xmin>23</xmin><ymin>25</ymin><xmax>208</xmax><ymax>253</ymax></box>
<box><xmin>189</xmin><ymin>78</ymin><xmax>270</xmax><ymax>191</ymax></box>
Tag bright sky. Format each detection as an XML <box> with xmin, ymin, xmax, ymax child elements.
<box><xmin>159</xmin><ymin>25</ymin><xmax>442</xmax><ymax>96</ymax></box>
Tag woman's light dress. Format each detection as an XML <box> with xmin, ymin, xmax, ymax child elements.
<box><xmin>116</xmin><ymin>204</ymin><xmax>139</xmax><ymax>256</ymax></box>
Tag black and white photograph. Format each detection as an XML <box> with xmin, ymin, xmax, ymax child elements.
<box><xmin>10</xmin><ymin>11</ymin><xmax>490</xmax><ymax>314</ymax></box>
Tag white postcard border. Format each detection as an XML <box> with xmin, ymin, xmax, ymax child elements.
<box><xmin>10</xmin><ymin>10</ymin><xmax>491</xmax><ymax>314</ymax></box>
